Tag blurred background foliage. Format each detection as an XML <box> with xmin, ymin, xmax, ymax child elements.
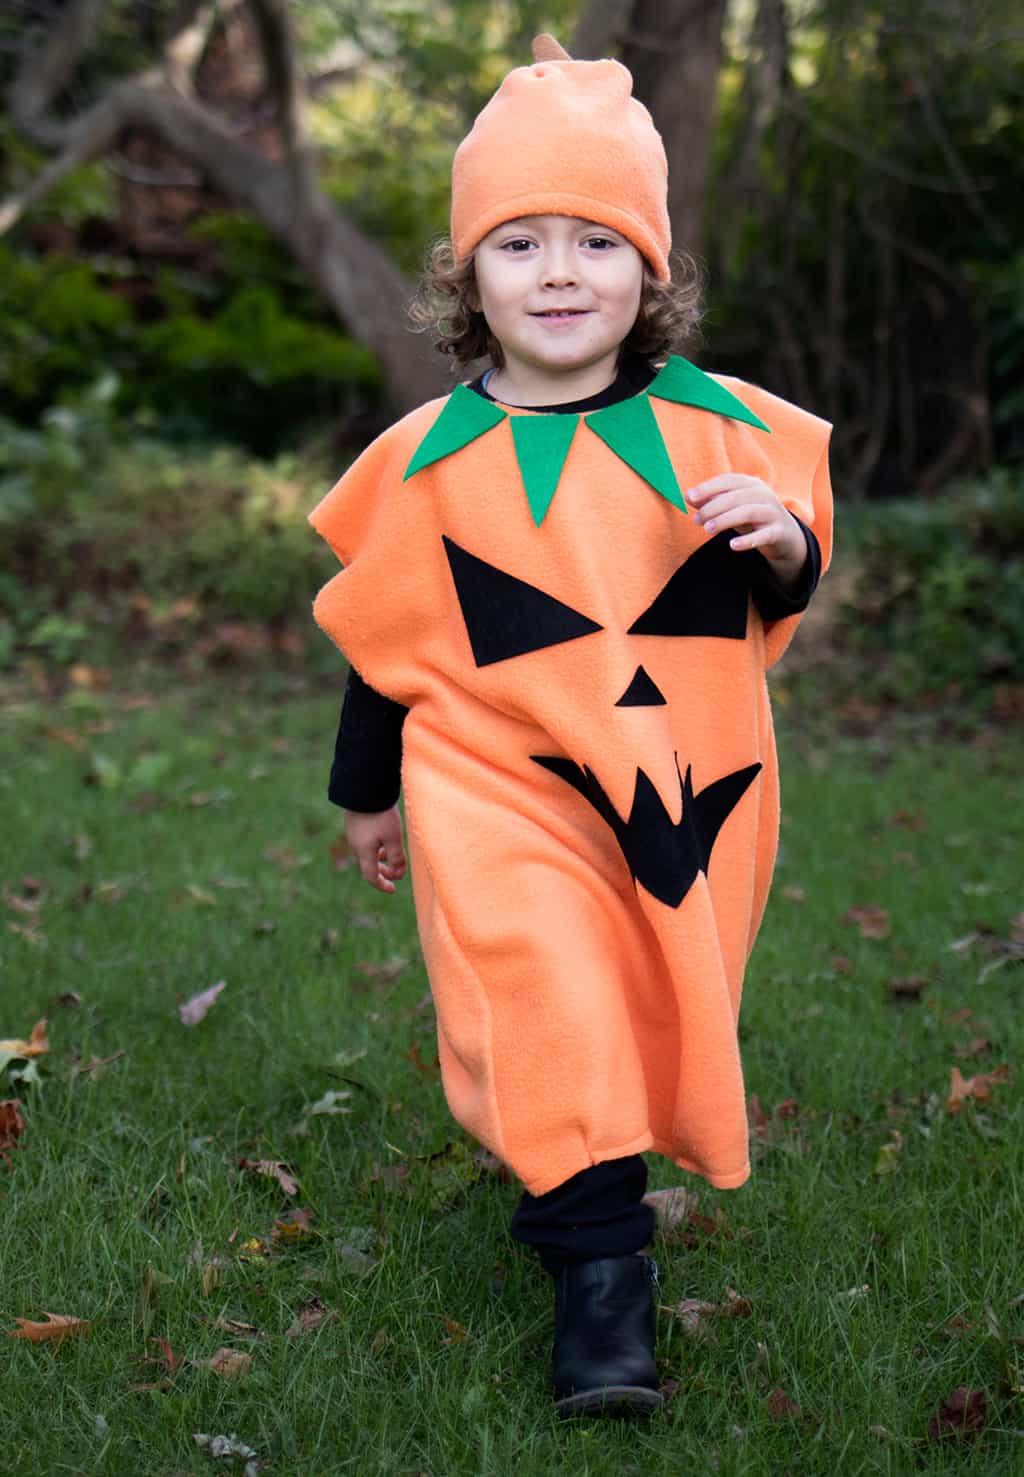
<box><xmin>0</xmin><ymin>0</ymin><xmax>1021</xmax><ymax>706</ymax></box>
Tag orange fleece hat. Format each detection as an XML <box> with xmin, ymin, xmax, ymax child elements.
<box><xmin>451</xmin><ymin>34</ymin><xmax>671</xmax><ymax>280</ymax></box>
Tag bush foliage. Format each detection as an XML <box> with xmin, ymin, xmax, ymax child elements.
<box><xmin>837</xmin><ymin>471</ymin><xmax>1024</xmax><ymax>705</ymax></box>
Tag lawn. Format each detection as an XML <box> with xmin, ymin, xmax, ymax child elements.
<box><xmin>1</xmin><ymin>670</ymin><xmax>1022</xmax><ymax>1475</ymax></box>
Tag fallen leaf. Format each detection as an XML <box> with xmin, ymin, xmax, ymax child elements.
<box><xmin>8</xmin><ymin>1311</ymin><xmax>90</xmax><ymax>1343</ymax></box>
<box><xmin>272</xmin><ymin>1208</ymin><xmax>316</xmax><ymax>1244</ymax></box>
<box><xmin>927</xmin><ymin>1386</ymin><xmax>987</xmax><ymax>1442</ymax></box>
<box><xmin>643</xmin><ymin>1186</ymin><xmax>700</xmax><ymax>1232</ymax></box>
<box><xmin>304</xmin><ymin>1089</ymin><xmax>352</xmax><ymax>1117</ymax></box>
<box><xmin>886</xmin><ymin>976</ymin><xmax>926</xmax><ymax>1001</ymax></box>
<box><xmin>57</xmin><ymin>992</ymin><xmax>81</xmax><ymax>1008</ymax></box>
<box><xmin>0</xmin><ymin>1099</ymin><xmax>25</xmax><ymax>1162</ymax></box>
<box><xmin>202</xmin><ymin>1347</ymin><xmax>252</xmax><ymax>1378</ymax></box>
<box><xmin>766</xmin><ymin>1387</ymin><xmax>803</xmax><ymax>1420</ymax></box>
<box><xmin>405</xmin><ymin>1042</ymin><xmax>439</xmax><ymax>1077</ymax></box>
<box><xmin>663</xmin><ymin>1288</ymin><xmax>751</xmax><ymax>1340</ymax></box>
<box><xmin>239</xmin><ymin>1158</ymin><xmax>299</xmax><ymax>1196</ymax></box>
<box><xmin>328</xmin><ymin>834</ymin><xmax>353</xmax><ymax>870</ymax></box>
<box><xmin>354</xmin><ymin>956</ymin><xmax>409</xmax><ymax>985</ymax></box>
<box><xmin>941</xmin><ymin>1314</ymin><xmax>973</xmax><ymax>1338</ymax></box>
<box><xmin>441</xmin><ymin>1318</ymin><xmax>469</xmax><ymax>1345</ymax></box>
<box><xmin>829</xmin><ymin>955</ymin><xmax>853</xmax><ymax>973</ymax></box>
<box><xmin>842</xmin><ymin>905</ymin><xmax>891</xmax><ymax>940</ymax></box>
<box><xmin>178</xmin><ymin>981</ymin><xmax>226</xmax><ymax>1026</ymax></box>
<box><xmin>194</xmin><ymin>1432</ymin><xmax>258</xmax><ymax>1458</ymax></box>
<box><xmin>0</xmin><ymin>1019</ymin><xmax>49</xmax><ymax>1065</ymax></box>
<box><xmin>782</xmin><ymin>884</ymin><xmax>806</xmax><ymax>902</ymax></box>
<box><xmin>137</xmin><ymin>1336</ymin><xmax>182</xmax><ymax>1375</ymax></box>
<box><xmin>874</xmin><ymin>1130</ymin><xmax>903</xmax><ymax>1176</ymax></box>
<box><xmin>334</xmin><ymin>1240</ymin><xmax>379</xmax><ymax>1275</ymax></box>
<box><xmin>285</xmin><ymin>1297</ymin><xmax>336</xmax><ymax>1337</ymax></box>
<box><xmin>947</xmin><ymin>1065</ymin><xmax>1010</xmax><ymax>1115</ymax></box>
<box><xmin>954</xmin><ymin>1038</ymin><xmax>993</xmax><ymax>1059</ymax></box>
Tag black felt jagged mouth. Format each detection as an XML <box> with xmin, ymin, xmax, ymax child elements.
<box><xmin>531</xmin><ymin>753</ymin><xmax>762</xmax><ymax>909</ymax></box>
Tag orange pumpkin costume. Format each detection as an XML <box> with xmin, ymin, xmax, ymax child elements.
<box><xmin>309</xmin><ymin>358</ymin><xmax>833</xmax><ymax>1195</ymax></box>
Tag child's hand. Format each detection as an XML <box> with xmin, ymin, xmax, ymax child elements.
<box><xmin>345</xmin><ymin>806</ymin><xmax>408</xmax><ymax>894</ymax></box>
<box><xmin>688</xmin><ymin>474</ymin><xmax>806</xmax><ymax>589</ymax></box>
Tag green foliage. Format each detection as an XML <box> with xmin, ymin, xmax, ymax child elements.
<box><xmin>838</xmin><ymin>471</ymin><xmax>1024</xmax><ymax>703</ymax></box>
<box><xmin>0</xmin><ymin>239</ymin><xmax>380</xmax><ymax>452</ymax></box>
<box><xmin>134</xmin><ymin>285</ymin><xmax>381</xmax><ymax>451</ymax></box>
<box><xmin>0</xmin><ymin>385</ymin><xmax>341</xmax><ymax>669</ymax></box>
<box><xmin>0</xmin><ymin>245</ymin><xmax>132</xmax><ymax>415</ymax></box>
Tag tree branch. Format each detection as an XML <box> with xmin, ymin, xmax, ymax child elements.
<box><xmin>245</xmin><ymin>0</ymin><xmax>319</xmax><ymax>230</ymax></box>
<box><xmin>9</xmin><ymin>0</ymin><xmax>106</xmax><ymax>149</ymax></box>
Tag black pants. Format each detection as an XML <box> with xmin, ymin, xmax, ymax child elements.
<box><xmin>509</xmin><ymin>1155</ymin><xmax>654</xmax><ymax>1275</ymax></box>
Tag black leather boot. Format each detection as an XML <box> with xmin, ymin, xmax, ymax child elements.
<box><xmin>551</xmin><ymin>1254</ymin><xmax>663</xmax><ymax>1417</ymax></box>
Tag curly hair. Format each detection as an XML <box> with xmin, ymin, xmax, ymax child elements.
<box><xmin>408</xmin><ymin>235</ymin><xmax>704</xmax><ymax>374</ymax></box>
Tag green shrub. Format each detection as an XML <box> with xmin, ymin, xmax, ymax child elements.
<box><xmin>837</xmin><ymin>471</ymin><xmax>1024</xmax><ymax>705</ymax></box>
<box><xmin>0</xmin><ymin>388</ymin><xmax>345</xmax><ymax>670</ymax></box>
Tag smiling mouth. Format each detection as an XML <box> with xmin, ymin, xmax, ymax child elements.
<box><xmin>532</xmin><ymin>309</ymin><xmax>591</xmax><ymax>317</ymax></box>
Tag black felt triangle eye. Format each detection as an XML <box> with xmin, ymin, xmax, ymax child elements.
<box><xmin>628</xmin><ymin>532</ymin><xmax>748</xmax><ymax>640</ymax></box>
<box><xmin>443</xmin><ymin>536</ymin><xmax>603</xmax><ymax>667</ymax></box>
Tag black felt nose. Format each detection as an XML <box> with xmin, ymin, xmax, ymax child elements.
<box><xmin>615</xmin><ymin>665</ymin><xmax>667</xmax><ymax>707</ymax></box>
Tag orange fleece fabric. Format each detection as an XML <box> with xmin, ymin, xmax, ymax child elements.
<box><xmin>450</xmin><ymin>55</ymin><xmax>671</xmax><ymax>279</ymax></box>
<box><xmin>309</xmin><ymin>372</ymin><xmax>833</xmax><ymax>1196</ymax></box>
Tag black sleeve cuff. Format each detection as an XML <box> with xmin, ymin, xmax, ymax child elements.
<box><xmin>748</xmin><ymin>518</ymin><xmax>822</xmax><ymax>621</ymax></box>
<box><xmin>328</xmin><ymin>667</ymin><xmax>408</xmax><ymax>812</ymax></box>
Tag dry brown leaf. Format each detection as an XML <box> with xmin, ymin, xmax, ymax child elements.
<box><xmin>765</xmin><ymin>1387</ymin><xmax>803</xmax><ymax>1420</ymax></box>
<box><xmin>928</xmin><ymin>1386</ymin><xmax>987</xmax><ymax>1442</ymax></box>
<box><xmin>354</xmin><ymin>956</ymin><xmax>409</xmax><ymax>985</ymax></box>
<box><xmin>239</xmin><ymin>1157</ymin><xmax>299</xmax><ymax>1196</ymax></box>
<box><xmin>178</xmin><ymin>980</ymin><xmax>225</xmax><ymax>1026</ymax></box>
<box><xmin>285</xmin><ymin>1297</ymin><xmax>336</xmax><ymax>1338</ymax></box>
<box><xmin>8</xmin><ymin>1311</ymin><xmax>90</xmax><ymax>1343</ymax></box>
<box><xmin>328</xmin><ymin>834</ymin><xmax>353</xmax><ymax>870</ymax></box>
<box><xmin>829</xmin><ymin>955</ymin><xmax>853</xmax><ymax>974</ymax></box>
<box><xmin>0</xmin><ymin>1099</ymin><xmax>25</xmax><ymax>1161</ymax></box>
<box><xmin>842</xmin><ymin>905</ymin><xmax>891</xmax><ymax>940</ymax></box>
<box><xmin>405</xmin><ymin>1041</ymin><xmax>440</xmax><ymax>1077</ymax></box>
<box><xmin>137</xmin><ymin>1336</ymin><xmax>182</xmax><ymax>1375</ymax></box>
<box><xmin>272</xmin><ymin>1208</ymin><xmax>316</xmax><ymax>1244</ymax></box>
<box><xmin>643</xmin><ymin>1186</ymin><xmax>700</xmax><ymax>1232</ymax></box>
<box><xmin>954</xmin><ymin>1038</ymin><xmax>993</xmax><ymax>1060</ymax></box>
<box><xmin>886</xmin><ymin>976</ymin><xmax>926</xmax><ymax>1001</ymax></box>
<box><xmin>204</xmin><ymin>1347</ymin><xmax>252</xmax><ymax>1378</ymax></box>
<box><xmin>664</xmin><ymin>1288</ymin><xmax>751</xmax><ymax>1340</ymax></box>
<box><xmin>441</xmin><ymin>1318</ymin><xmax>469</xmax><ymax>1345</ymax></box>
<box><xmin>0</xmin><ymin>1019</ymin><xmax>49</xmax><ymax>1059</ymax></box>
<box><xmin>946</xmin><ymin>1064</ymin><xmax>1010</xmax><ymax>1115</ymax></box>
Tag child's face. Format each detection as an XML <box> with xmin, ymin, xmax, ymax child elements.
<box><xmin>472</xmin><ymin>214</ymin><xmax>644</xmax><ymax>393</ymax></box>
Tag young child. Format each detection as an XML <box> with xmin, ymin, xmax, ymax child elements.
<box><xmin>309</xmin><ymin>35</ymin><xmax>833</xmax><ymax>1418</ymax></box>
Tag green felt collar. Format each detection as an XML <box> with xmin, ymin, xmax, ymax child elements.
<box><xmin>403</xmin><ymin>355</ymin><xmax>771</xmax><ymax>527</ymax></box>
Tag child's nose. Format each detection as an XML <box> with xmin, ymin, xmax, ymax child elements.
<box><xmin>541</xmin><ymin>246</ymin><xmax>577</xmax><ymax>286</ymax></box>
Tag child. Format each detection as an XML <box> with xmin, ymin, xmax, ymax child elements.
<box><xmin>309</xmin><ymin>34</ymin><xmax>833</xmax><ymax>1418</ymax></box>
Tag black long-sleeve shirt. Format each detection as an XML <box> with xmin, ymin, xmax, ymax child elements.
<box><xmin>327</xmin><ymin>355</ymin><xmax>821</xmax><ymax>812</ymax></box>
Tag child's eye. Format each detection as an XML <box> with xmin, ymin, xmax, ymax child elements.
<box><xmin>584</xmin><ymin>236</ymin><xmax>617</xmax><ymax>250</ymax></box>
<box><xmin>500</xmin><ymin>239</ymin><xmax>535</xmax><ymax>253</ymax></box>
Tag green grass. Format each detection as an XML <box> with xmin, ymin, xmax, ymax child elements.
<box><xmin>1</xmin><ymin>671</ymin><xmax>1022</xmax><ymax>1475</ymax></box>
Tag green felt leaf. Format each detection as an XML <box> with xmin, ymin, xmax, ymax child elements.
<box><xmin>649</xmin><ymin>356</ymin><xmax>771</xmax><ymax>433</ymax></box>
<box><xmin>510</xmin><ymin>414</ymin><xmax>580</xmax><ymax>526</ymax></box>
<box><xmin>585</xmin><ymin>395</ymin><xmax>687</xmax><ymax>511</ymax></box>
<box><xmin>403</xmin><ymin>384</ymin><xmax>507</xmax><ymax>480</ymax></box>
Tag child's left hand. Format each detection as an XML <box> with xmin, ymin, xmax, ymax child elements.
<box><xmin>688</xmin><ymin>474</ymin><xmax>806</xmax><ymax>590</ymax></box>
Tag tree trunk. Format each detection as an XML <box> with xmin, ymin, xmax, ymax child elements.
<box><xmin>619</xmin><ymin>0</ymin><xmax>728</xmax><ymax>259</ymax></box>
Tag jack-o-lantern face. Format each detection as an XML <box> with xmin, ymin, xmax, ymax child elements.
<box><xmin>443</xmin><ymin>531</ymin><xmax>762</xmax><ymax>909</ymax></box>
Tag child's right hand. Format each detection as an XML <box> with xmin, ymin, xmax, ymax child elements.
<box><xmin>345</xmin><ymin>806</ymin><xmax>408</xmax><ymax>894</ymax></box>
